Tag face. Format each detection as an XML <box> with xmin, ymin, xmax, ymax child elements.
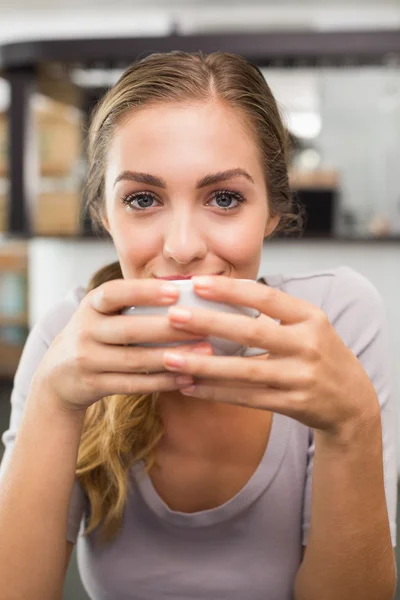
<box><xmin>103</xmin><ymin>100</ymin><xmax>280</xmax><ymax>281</ymax></box>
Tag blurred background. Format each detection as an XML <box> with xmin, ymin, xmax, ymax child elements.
<box><xmin>0</xmin><ymin>0</ymin><xmax>399</xmax><ymax>597</ymax></box>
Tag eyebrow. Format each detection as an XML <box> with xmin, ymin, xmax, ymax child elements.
<box><xmin>113</xmin><ymin>168</ymin><xmax>254</xmax><ymax>189</ymax></box>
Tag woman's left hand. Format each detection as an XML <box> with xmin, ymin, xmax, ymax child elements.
<box><xmin>162</xmin><ymin>276</ymin><xmax>380</xmax><ymax>438</ymax></box>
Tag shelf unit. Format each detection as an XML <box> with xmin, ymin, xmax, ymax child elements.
<box><xmin>1</xmin><ymin>29</ymin><xmax>400</xmax><ymax>237</ymax></box>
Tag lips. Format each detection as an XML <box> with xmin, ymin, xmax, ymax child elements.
<box><xmin>155</xmin><ymin>272</ymin><xmax>224</xmax><ymax>280</ymax></box>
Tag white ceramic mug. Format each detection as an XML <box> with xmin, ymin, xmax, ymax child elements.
<box><xmin>121</xmin><ymin>279</ymin><xmax>267</xmax><ymax>357</ymax></box>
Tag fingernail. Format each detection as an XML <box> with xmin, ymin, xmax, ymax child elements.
<box><xmin>192</xmin><ymin>276</ymin><xmax>213</xmax><ymax>289</ymax></box>
<box><xmin>168</xmin><ymin>307</ymin><xmax>192</xmax><ymax>323</ymax></box>
<box><xmin>180</xmin><ymin>385</ymin><xmax>196</xmax><ymax>395</ymax></box>
<box><xmin>160</xmin><ymin>283</ymin><xmax>179</xmax><ymax>298</ymax></box>
<box><xmin>164</xmin><ymin>352</ymin><xmax>186</xmax><ymax>369</ymax></box>
<box><xmin>191</xmin><ymin>345</ymin><xmax>213</xmax><ymax>355</ymax></box>
<box><xmin>176</xmin><ymin>375</ymin><xmax>194</xmax><ymax>386</ymax></box>
<box><xmin>90</xmin><ymin>289</ymin><xmax>104</xmax><ymax>310</ymax></box>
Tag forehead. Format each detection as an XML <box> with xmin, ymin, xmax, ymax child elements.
<box><xmin>106</xmin><ymin>100</ymin><xmax>263</xmax><ymax>179</ymax></box>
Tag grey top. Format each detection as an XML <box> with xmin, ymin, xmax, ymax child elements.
<box><xmin>1</xmin><ymin>266</ymin><xmax>397</xmax><ymax>600</ymax></box>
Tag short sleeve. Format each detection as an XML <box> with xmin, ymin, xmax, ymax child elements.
<box><xmin>302</xmin><ymin>266</ymin><xmax>398</xmax><ymax>547</ymax></box>
<box><xmin>0</xmin><ymin>289</ymin><xmax>87</xmax><ymax>544</ymax></box>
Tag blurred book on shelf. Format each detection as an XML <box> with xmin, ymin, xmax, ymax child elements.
<box><xmin>0</xmin><ymin>98</ymin><xmax>82</xmax><ymax>177</ymax></box>
<box><xmin>0</xmin><ymin>98</ymin><xmax>83</xmax><ymax>236</ymax></box>
<box><xmin>0</xmin><ymin>191</ymin><xmax>81</xmax><ymax>236</ymax></box>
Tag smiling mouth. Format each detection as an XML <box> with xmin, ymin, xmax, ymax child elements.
<box><xmin>155</xmin><ymin>272</ymin><xmax>224</xmax><ymax>280</ymax></box>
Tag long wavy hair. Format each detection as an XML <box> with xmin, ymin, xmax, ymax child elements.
<box><xmin>76</xmin><ymin>51</ymin><xmax>303</xmax><ymax>544</ymax></box>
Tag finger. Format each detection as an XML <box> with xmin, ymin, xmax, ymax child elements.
<box><xmin>168</xmin><ymin>306</ymin><xmax>298</xmax><ymax>355</ymax></box>
<box><xmin>189</xmin><ymin>377</ymin><xmax>268</xmax><ymax>389</ymax></box>
<box><xmin>162</xmin><ymin>351</ymin><xmax>300</xmax><ymax>389</ymax></box>
<box><xmin>96</xmin><ymin>372</ymin><xmax>196</xmax><ymax>396</ymax></box>
<box><xmin>95</xmin><ymin>314</ymin><xmax>206</xmax><ymax>345</ymax></box>
<box><xmin>178</xmin><ymin>380</ymin><xmax>295</xmax><ymax>415</ymax></box>
<box><xmin>191</xmin><ymin>275</ymin><xmax>316</xmax><ymax>325</ymax></box>
<box><xmin>92</xmin><ymin>341</ymin><xmax>214</xmax><ymax>374</ymax></box>
<box><xmin>87</xmin><ymin>277</ymin><xmax>181</xmax><ymax>315</ymax></box>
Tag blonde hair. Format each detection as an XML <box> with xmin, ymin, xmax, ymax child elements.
<box><xmin>77</xmin><ymin>51</ymin><xmax>303</xmax><ymax>544</ymax></box>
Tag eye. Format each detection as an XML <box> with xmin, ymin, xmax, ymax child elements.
<box><xmin>121</xmin><ymin>192</ymin><xmax>161</xmax><ymax>211</ymax></box>
<box><xmin>208</xmin><ymin>190</ymin><xmax>246</xmax><ymax>211</ymax></box>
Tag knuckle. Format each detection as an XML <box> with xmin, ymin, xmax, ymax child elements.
<box><xmin>302</xmin><ymin>336</ymin><xmax>320</xmax><ymax>360</ymax></box>
<box><xmin>86</xmin><ymin>286</ymin><xmax>106</xmax><ymax>311</ymax></box>
<box><xmin>242</xmin><ymin>319</ymin><xmax>259</xmax><ymax>347</ymax></box>
<box><xmin>74</xmin><ymin>349</ymin><xmax>90</xmax><ymax>370</ymax></box>
<box><xmin>82</xmin><ymin>372</ymin><xmax>99</xmax><ymax>395</ymax></box>
<box><xmin>73</xmin><ymin>338</ymin><xmax>93</xmax><ymax>370</ymax></box>
<box><xmin>301</xmin><ymin>318</ymin><xmax>326</xmax><ymax>360</ymax></box>
<box><xmin>265</xmin><ymin>286</ymin><xmax>279</xmax><ymax>304</ymax></box>
<box><xmin>154</xmin><ymin>375</ymin><xmax>175</xmax><ymax>392</ymax></box>
<box><xmin>287</xmin><ymin>389</ymin><xmax>310</xmax><ymax>415</ymax></box>
<box><xmin>124</xmin><ymin>347</ymin><xmax>144</xmax><ymax>372</ymax></box>
<box><xmin>297</xmin><ymin>365</ymin><xmax>317</xmax><ymax>389</ymax></box>
<box><xmin>245</xmin><ymin>360</ymin><xmax>263</xmax><ymax>381</ymax></box>
<box><xmin>312</xmin><ymin>308</ymin><xmax>329</xmax><ymax>330</ymax></box>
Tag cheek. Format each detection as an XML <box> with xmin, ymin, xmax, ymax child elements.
<box><xmin>210</xmin><ymin>213</ymin><xmax>266</xmax><ymax>267</ymax></box>
<box><xmin>111</xmin><ymin>216</ymin><xmax>161</xmax><ymax>276</ymax></box>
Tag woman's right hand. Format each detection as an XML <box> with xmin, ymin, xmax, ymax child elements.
<box><xmin>33</xmin><ymin>278</ymin><xmax>212</xmax><ymax>413</ymax></box>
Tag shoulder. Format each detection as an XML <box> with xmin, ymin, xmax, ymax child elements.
<box><xmin>262</xmin><ymin>266</ymin><xmax>386</xmax><ymax>345</ymax></box>
<box><xmin>36</xmin><ymin>286</ymin><xmax>87</xmax><ymax>346</ymax></box>
<box><xmin>262</xmin><ymin>266</ymin><xmax>383</xmax><ymax>316</ymax></box>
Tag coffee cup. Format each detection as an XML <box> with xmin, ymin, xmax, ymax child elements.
<box><xmin>121</xmin><ymin>278</ymin><xmax>267</xmax><ymax>357</ymax></box>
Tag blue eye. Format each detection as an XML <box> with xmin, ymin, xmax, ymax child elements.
<box><xmin>121</xmin><ymin>189</ymin><xmax>246</xmax><ymax>212</ymax></box>
<box><xmin>122</xmin><ymin>192</ymin><xmax>160</xmax><ymax>210</ymax></box>
<box><xmin>208</xmin><ymin>190</ymin><xmax>246</xmax><ymax>211</ymax></box>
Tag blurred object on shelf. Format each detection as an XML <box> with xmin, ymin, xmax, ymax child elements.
<box><xmin>287</xmin><ymin>169</ymin><xmax>340</xmax><ymax>237</ymax></box>
<box><xmin>0</xmin><ymin>98</ymin><xmax>82</xmax><ymax>177</ymax></box>
<box><xmin>0</xmin><ymin>241</ymin><xmax>28</xmax><ymax>378</ymax></box>
<box><xmin>368</xmin><ymin>214</ymin><xmax>391</xmax><ymax>237</ymax></box>
<box><xmin>289</xmin><ymin>169</ymin><xmax>340</xmax><ymax>190</ymax></box>
<box><xmin>0</xmin><ymin>191</ymin><xmax>81</xmax><ymax>236</ymax></box>
<box><xmin>34</xmin><ymin>191</ymin><xmax>81</xmax><ymax>236</ymax></box>
<box><xmin>339</xmin><ymin>208</ymin><xmax>358</xmax><ymax>237</ymax></box>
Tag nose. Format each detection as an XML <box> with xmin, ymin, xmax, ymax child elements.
<box><xmin>163</xmin><ymin>209</ymin><xmax>207</xmax><ymax>264</ymax></box>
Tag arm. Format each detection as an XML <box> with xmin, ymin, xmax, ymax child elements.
<box><xmin>0</xmin><ymin>384</ymin><xmax>86</xmax><ymax>600</ymax></box>
<box><xmin>294</xmin><ymin>417</ymin><xmax>396</xmax><ymax>600</ymax></box>
<box><xmin>294</xmin><ymin>268</ymin><xmax>397</xmax><ymax>600</ymax></box>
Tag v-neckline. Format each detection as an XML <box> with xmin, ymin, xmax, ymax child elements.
<box><xmin>132</xmin><ymin>411</ymin><xmax>292</xmax><ymax>528</ymax></box>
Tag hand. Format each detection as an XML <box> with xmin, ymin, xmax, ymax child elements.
<box><xmin>33</xmin><ymin>278</ymin><xmax>211</xmax><ymax>413</ymax></box>
<box><xmin>162</xmin><ymin>276</ymin><xmax>380</xmax><ymax>437</ymax></box>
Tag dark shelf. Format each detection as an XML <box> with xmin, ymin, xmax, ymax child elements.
<box><xmin>2</xmin><ymin>29</ymin><xmax>400</xmax><ymax>71</ymax></box>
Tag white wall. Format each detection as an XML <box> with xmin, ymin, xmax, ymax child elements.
<box><xmin>28</xmin><ymin>238</ymin><xmax>117</xmax><ymax>325</ymax></box>
<box><xmin>317</xmin><ymin>69</ymin><xmax>400</xmax><ymax>229</ymax></box>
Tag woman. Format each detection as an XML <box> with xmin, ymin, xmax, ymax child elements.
<box><xmin>0</xmin><ymin>51</ymin><xmax>397</xmax><ymax>600</ymax></box>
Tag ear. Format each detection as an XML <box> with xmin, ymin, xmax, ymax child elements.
<box><xmin>101</xmin><ymin>213</ymin><xmax>112</xmax><ymax>237</ymax></box>
<box><xmin>264</xmin><ymin>214</ymin><xmax>281</xmax><ymax>238</ymax></box>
